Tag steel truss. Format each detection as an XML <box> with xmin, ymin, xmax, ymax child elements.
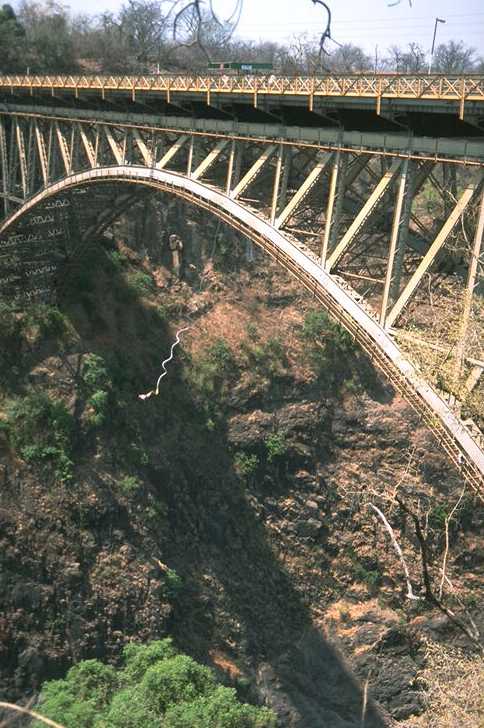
<box><xmin>0</xmin><ymin>110</ymin><xmax>483</xmax><ymax>492</ymax></box>
<box><xmin>1</xmin><ymin>73</ymin><xmax>484</xmax><ymax>120</ymax></box>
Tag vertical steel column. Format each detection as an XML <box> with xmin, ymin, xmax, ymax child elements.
<box><xmin>7</xmin><ymin>115</ymin><xmax>17</xmax><ymax>204</ymax></box>
<box><xmin>70</xmin><ymin>124</ymin><xmax>77</xmax><ymax>174</ymax></box>
<box><xmin>454</xmin><ymin>188</ymin><xmax>484</xmax><ymax>380</ymax></box>
<box><xmin>380</xmin><ymin>158</ymin><xmax>409</xmax><ymax>326</ymax></box>
<box><xmin>328</xmin><ymin>152</ymin><xmax>349</xmax><ymax>253</ymax></box>
<box><xmin>34</xmin><ymin>120</ymin><xmax>50</xmax><ymax>187</ymax></box>
<box><xmin>27</xmin><ymin>120</ymin><xmax>37</xmax><ymax>197</ymax></box>
<box><xmin>0</xmin><ymin>116</ymin><xmax>9</xmax><ymax>216</ymax></box>
<box><xmin>391</xmin><ymin>160</ymin><xmax>434</xmax><ymax>301</ymax></box>
<box><xmin>390</xmin><ymin>159</ymin><xmax>417</xmax><ymax>300</ymax></box>
<box><xmin>233</xmin><ymin>144</ymin><xmax>243</xmax><ymax>189</ymax></box>
<box><xmin>47</xmin><ymin>121</ymin><xmax>53</xmax><ymax>180</ymax></box>
<box><xmin>225</xmin><ymin>140</ymin><xmax>237</xmax><ymax>194</ymax></box>
<box><xmin>270</xmin><ymin>143</ymin><xmax>284</xmax><ymax>225</ymax></box>
<box><xmin>278</xmin><ymin>146</ymin><xmax>292</xmax><ymax>211</ymax></box>
<box><xmin>15</xmin><ymin>118</ymin><xmax>28</xmax><ymax>197</ymax></box>
<box><xmin>320</xmin><ymin>149</ymin><xmax>341</xmax><ymax>267</ymax></box>
<box><xmin>187</xmin><ymin>135</ymin><xmax>195</xmax><ymax>176</ymax></box>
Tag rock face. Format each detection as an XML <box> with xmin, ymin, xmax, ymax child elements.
<box><xmin>0</xmin><ymin>204</ymin><xmax>481</xmax><ymax>727</ymax></box>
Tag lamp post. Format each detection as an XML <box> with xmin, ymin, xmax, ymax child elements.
<box><xmin>428</xmin><ymin>17</ymin><xmax>446</xmax><ymax>74</ymax></box>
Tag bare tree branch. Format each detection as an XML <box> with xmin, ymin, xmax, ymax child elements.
<box><xmin>396</xmin><ymin>496</ymin><xmax>482</xmax><ymax>651</ymax></box>
<box><xmin>438</xmin><ymin>483</ymin><xmax>466</xmax><ymax>601</ymax></box>
<box><xmin>0</xmin><ymin>702</ymin><xmax>65</xmax><ymax>728</ymax></box>
<box><xmin>368</xmin><ymin>503</ymin><xmax>421</xmax><ymax>600</ymax></box>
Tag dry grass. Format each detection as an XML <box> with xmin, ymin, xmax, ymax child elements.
<box><xmin>407</xmin><ymin>640</ymin><xmax>484</xmax><ymax>728</ymax></box>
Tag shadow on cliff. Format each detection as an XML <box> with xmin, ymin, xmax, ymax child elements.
<box><xmin>0</xmin><ymin>235</ymin><xmax>387</xmax><ymax>727</ymax></box>
<box><xmin>61</xmin><ymin>239</ymin><xmax>387</xmax><ymax>728</ymax></box>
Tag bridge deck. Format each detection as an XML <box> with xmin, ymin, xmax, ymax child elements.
<box><xmin>1</xmin><ymin>74</ymin><xmax>484</xmax><ymax>120</ymax></box>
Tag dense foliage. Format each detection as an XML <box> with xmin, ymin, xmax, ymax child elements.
<box><xmin>33</xmin><ymin>639</ymin><xmax>276</xmax><ymax>728</ymax></box>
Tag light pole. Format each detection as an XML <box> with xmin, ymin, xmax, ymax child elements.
<box><xmin>428</xmin><ymin>17</ymin><xmax>446</xmax><ymax>74</ymax></box>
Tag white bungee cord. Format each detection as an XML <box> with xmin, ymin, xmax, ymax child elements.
<box><xmin>138</xmin><ymin>224</ymin><xmax>219</xmax><ymax>401</ymax></box>
<box><xmin>138</xmin><ymin>326</ymin><xmax>190</xmax><ymax>400</ymax></box>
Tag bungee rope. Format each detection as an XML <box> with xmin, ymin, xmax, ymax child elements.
<box><xmin>138</xmin><ymin>326</ymin><xmax>190</xmax><ymax>400</ymax></box>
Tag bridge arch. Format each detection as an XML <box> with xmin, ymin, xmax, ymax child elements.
<box><xmin>1</xmin><ymin>164</ymin><xmax>483</xmax><ymax>492</ymax></box>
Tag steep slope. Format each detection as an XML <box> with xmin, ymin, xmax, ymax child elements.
<box><xmin>0</xmin><ymin>204</ymin><xmax>482</xmax><ymax>727</ymax></box>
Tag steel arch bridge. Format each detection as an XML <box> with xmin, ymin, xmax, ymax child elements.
<box><xmin>0</xmin><ymin>75</ymin><xmax>483</xmax><ymax>493</ymax></box>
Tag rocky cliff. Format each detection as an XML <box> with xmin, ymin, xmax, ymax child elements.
<box><xmin>0</xmin><ymin>197</ymin><xmax>482</xmax><ymax>727</ymax></box>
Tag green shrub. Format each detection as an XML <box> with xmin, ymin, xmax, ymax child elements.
<box><xmin>87</xmin><ymin>390</ymin><xmax>109</xmax><ymax>427</ymax></box>
<box><xmin>301</xmin><ymin>309</ymin><xmax>357</xmax><ymax>387</ymax></box>
<box><xmin>118</xmin><ymin>475</ymin><xmax>141</xmax><ymax>496</ymax></box>
<box><xmin>353</xmin><ymin>563</ymin><xmax>381</xmax><ymax>589</ymax></box>
<box><xmin>242</xmin><ymin>335</ymin><xmax>287</xmax><ymax>379</ymax></box>
<box><xmin>207</xmin><ymin>339</ymin><xmax>237</xmax><ymax>374</ymax></box>
<box><xmin>108</xmin><ymin>250</ymin><xmax>128</xmax><ymax>270</ymax></box>
<box><xmin>0</xmin><ymin>302</ymin><xmax>23</xmax><ymax>378</ymax></box>
<box><xmin>429</xmin><ymin>504</ymin><xmax>448</xmax><ymax>530</ymax></box>
<box><xmin>0</xmin><ymin>302</ymin><xmax>20</xmax><ymax>340</ymax></box>
<box><xmin>127</xmin><ymin>271</ymin><xmax>155</xmax><ymax>297</ymax></box>
<box><xmin>25</xmin><ymin>304</ymin><xmax>68</xmax><ymax>338</ymax></box>
<box><xmin>82</xmin><ymin>354</ymin><xmax>112</xmax><ymax>428</ymax></box>
<box><xmin>7</xmin><ymin>391</ymin><xmax>75</xmax><ymax>482</ymax></box>
<box><xmin>164</xmin><ymin>569</ymin><xmax>183</xmax><ymax>598</ymax></box>
<box><xmin>82</xmin><ymin>354</ymin><xmax>111</xmax><ymax>391</ymax></box>
<box><xmin>234</xmin><ymin>452</ymin><xmax>259</xmax><ymax>479</ymax></box>
<box><xmin>265</xmin><ymin>432</ymin><xmax>287</xmax><ymax>463</ymax></box>
<box><xmin>157</xmin><ymin>304</ymin><xmax>169</xmax><ymax>322</ymax></box>
<box><xmin>190</xmin><ymin>338</ymin><xmax>238</xmax><ymax>403</ymax></box>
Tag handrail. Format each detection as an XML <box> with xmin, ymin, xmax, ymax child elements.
<box><xmin>1</xmin><ymin>74</ymin><xmax>483</xmax><ymax>103</ymax></box>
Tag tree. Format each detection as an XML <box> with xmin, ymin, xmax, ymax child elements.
<box><xmin>118</xmin><ymin>0</ymin><xmax>171</xmax><ymax>69</ymax></box>
<box><xmin>386</xmin><ymin>42</ymin><xmax>426</xmax><ymax>73</ymax></box>
<box><xmin>432</xmin><ymin>40</ymin><xmax>477</xmax><ymax>73</ymax></box>
<box><xmin>33</xmin><ymin>639</ymin><xmax>275</xmax><ymax>728</ymax></box>
<box><xmin>18</xmin><ymin>0</ymin><xmax>77</xmax><ymax>72</ymax></box>
<box><xmin>0</xmin><ymin>4</ymin><xmax>26</xmax><ymax>72</ymax></box>
<box><xmin>326</xmin><ymin>43</ymin><xmax>371</xmax><ymax>73</ymax></box>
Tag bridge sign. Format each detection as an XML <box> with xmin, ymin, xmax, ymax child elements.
<box><xmin>207</xmin><ymin>62</ymin><xmax>273</xmax><ymax>73</ymax></box>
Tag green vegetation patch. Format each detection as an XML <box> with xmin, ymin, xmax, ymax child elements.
<box><xmin>5</xmin><ymin>390</ymin><xmax>75</xmax><ymax>482</ymax></box>
<box><xmin>188</xmin><ymin>337</ymin><xmax>238</xmax><ymax>410</ymax></box>
<box><xmin>33</xmin><ymin>639</ymin><xmax>276</xmax><ymax>728</ymax></box>
<box><xmin>81</xmin><ymin>353</ymin><xmax>113</xmax><ymax>428</ymax></box>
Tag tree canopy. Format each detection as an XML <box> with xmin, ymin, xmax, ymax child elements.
<box><xmin>32</xmin><ymin>639</ymin><xmax>276</xmax><ymax>728</ymax></box>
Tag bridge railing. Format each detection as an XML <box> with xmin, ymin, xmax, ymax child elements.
<box><xmin>1</xmin><ymin>73</ymin><xmax>484</xmax><ymax>103</ymax></box>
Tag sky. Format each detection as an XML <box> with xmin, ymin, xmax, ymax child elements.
<box><xmin>64</xmin><ymin>0</ymin><xmax>484</xmax><ymax>57</ymax></box>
